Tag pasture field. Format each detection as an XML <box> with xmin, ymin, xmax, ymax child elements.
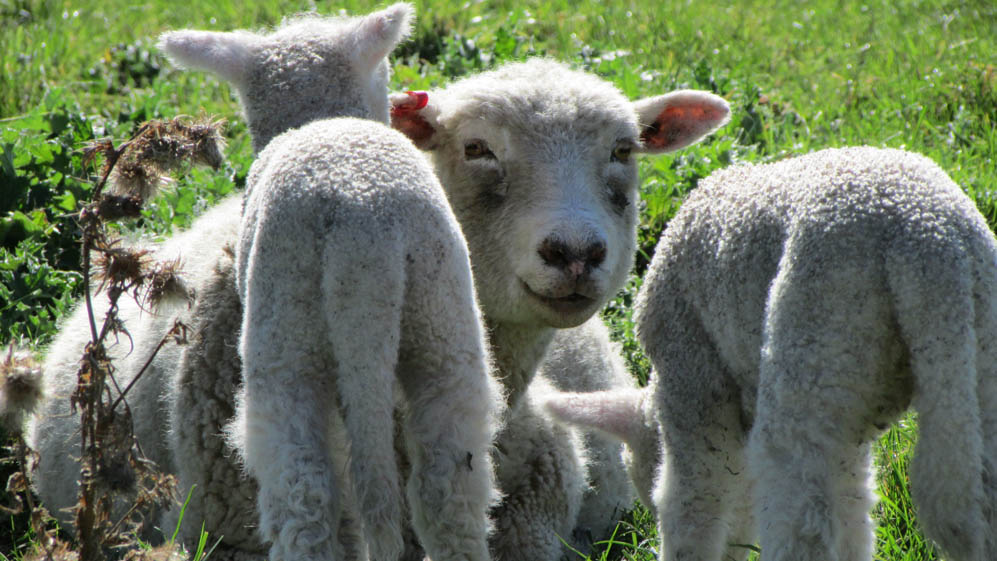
<box><xmin>1</xmin><ymin>0</ymin><xmax>995</xmax><ymax>559</ymax></box>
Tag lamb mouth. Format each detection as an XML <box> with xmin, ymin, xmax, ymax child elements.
<box><xmin>521</xmin><ymin>282</ymin><xmax>596</xmax><ymax>314</ymax></box>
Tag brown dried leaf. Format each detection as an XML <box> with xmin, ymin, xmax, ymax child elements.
<box><xmin>6</xmin><ymin>470</ymin><xmax>30</xmax><ymax>494</ymax></box>
<box><xmin>82</xmin><ymin>139</ymin><xmax>116</xmax><ymax>173</ymax></box>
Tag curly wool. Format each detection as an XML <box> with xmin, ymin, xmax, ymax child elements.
<box><xmin>548</xmin><ymin>146</ymin><xmax>997</xmax><ymax>561</ymax></box>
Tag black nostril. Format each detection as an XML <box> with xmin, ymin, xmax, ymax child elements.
<box><xmin>538</xmin><ymin>238</ymin><xmax>571</xmax><ymax>268</ymax></box>
<box><xmin>538</xmin><ymin>238</ymin><xmax>607</xmax><ymax>272</ymax></box>
<box><xmin>586</xmin><ymin>241</ymin><xmax>607</xmax><ymax>268</ymax></box>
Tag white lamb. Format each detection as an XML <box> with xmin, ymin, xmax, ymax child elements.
<box><xmin>388</xmin><ymin>59</ymin><xmax>729</xmax><ymax>559</ymax></box>
<box><xmin>29</xmin><ymin>5</ymin><xmax>504</xmax><ymax>561</ymax></box>
<box><xmin>545</xmin><ymin>146</ymin><xmax>997</xmax><ymax>561</ymax></box>
<box><xmin>164</xmin><ymin>6</ymin><xmax>509</xmax><ymax>561</ymax></box>
<box><xmin>231</xmin><ymin>121</ymin><xmax>500</xmax><ymax>561</ymax></box>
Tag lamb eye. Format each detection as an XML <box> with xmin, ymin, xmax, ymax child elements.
<box><xmin>611</xmin><ymin>144</ymin><xmax>632</xmax><ymax>163</ymax></box>
<box><xmin>464</xmin><ymin>139</ymin><xmax>494</xmax><ymax>160</ymax></box>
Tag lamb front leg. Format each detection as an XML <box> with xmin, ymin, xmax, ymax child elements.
<box><xmin>489</xmin><ymin>398</ymin><xmax>587</xmax><ymax>561</ymax></box>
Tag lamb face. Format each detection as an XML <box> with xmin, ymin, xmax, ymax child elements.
<box><xmin>391</xmin><ymin>64</ymin><xmax>729</xmax><ymax>557</ymax></box>
<box><xmin>392</xmin><ymin>59</ymin><xmax>730</xmax><ymax>329</ymax></box>
<box><xmin>432</xmin><ymin>71</ymin><xmax>640</xmax><ymax>328</ymax></box>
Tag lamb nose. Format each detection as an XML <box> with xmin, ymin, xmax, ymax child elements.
<box><xmin>538</xmin><ymin>238</ymin><xmax>607</xmax><ymax>274</ymax></box>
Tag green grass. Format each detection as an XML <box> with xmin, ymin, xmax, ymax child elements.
<box><xmin>2</xmin><ymin>0</ymin><xmax>995</xmax><ymax>559</ymax></box>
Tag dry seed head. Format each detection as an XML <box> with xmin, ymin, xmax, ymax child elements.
<box><xmin>106</xmin><ymin>116</ymin><xmax>226</xmax><ymax>206</ymax></box>
<box><xmin>95</xmin><ymin>193</ymin><xmax>144</xmax><ymax>221</ymax></box>
<box><xmin>142</xmin><ymin>257</ymin><xmax>193</xmax><ymax>310</ymax></box>
<box><xmin>0</xmin><ymin>344</ymin><xmax>44</xmax><ymax>434</ymax></box>
<box><xmin>93</xmin><ymin>240</ymin><xmax>153</xmax><ymax>291</ymax></box>
<box><xmin>176</xmin><ymin>115</ymin><xmax>227</xmax><ymax>170</ymax></box>
<box><xmin>108</xmin><ymin>158</ymin><xmax>172</xmax><ymax>204</ymax></box>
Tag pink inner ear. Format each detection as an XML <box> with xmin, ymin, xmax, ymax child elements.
<box><xmin>641</xmin><ymin>104</ymin><xmax>728</xmax><ymax>151</ymax></box>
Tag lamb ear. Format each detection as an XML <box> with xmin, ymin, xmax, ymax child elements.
<box><xmin>634</xmin><ymin>90</ymin><xmax>730</xmax><ymax>153</ymax></box>
<box><xmin>390</xmin><ymin>90</ymin><xmax>442</xmax><ymax>150</ymax></box>
<box><xmin>157</xmin><ymin>29</ymin><xmax>260</xmax><ymax>87</ymax></box>
<box><xmin>543</xmin><ymin>389</ymin><xmax>648</xmax><ymax>446</ymax></box>
<box><xmin>354</xmin><ymin>2</ymin><xmax>414</xmax><ymax>72</ymax></box>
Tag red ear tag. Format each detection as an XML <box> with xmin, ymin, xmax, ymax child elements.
<box><xmin>392</xmin><ymin>91</ymin><xmax>429</xmax><ymax>116</ymax></box>
<box><xmin>390</xmin><ymin>91</ymin><xmax>436</xmax><ymax>148</ymax></box>
<box><xmin>408</xmin><ymin>90</ymin><xmax>429</xmax><ymax>110</ymax></box>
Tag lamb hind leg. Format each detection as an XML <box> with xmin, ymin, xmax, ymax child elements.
<box><xmin>724</xmin><ymin>476</ymin><xmax>756</xmax><ymax>561</ymax></box>
<box><xmin>653</xmin><ymin>381</ymin><xmax>747</xmax><ymax>561</ymax></box>
<box><xmin>830</xmin><ymin>442</ymin><xmax>876</xmax><ymax>561</ymax></box>
<box><xmin>749</xmin><ymin>391</ymin><xmax>884</xmax><ymax>561</ymax></box>
<box><xmin>232</xmin><ymin>368</ymin><xmax>345</xmax><ymax>561</ymax></box>
<box><xmin>749</xmin><ymin>331</ymin><xmax>881</xmax><ymax>561</ymax></box>
<box><xmin>643</xmin><ymin>294</ymin><xmax>749</xmax><ymax>561</ymax></box>
<box><xmin>748</xmin><ymin>411</ymin><xmax>837</xmax><ymax>561</ymax></box>
<box><xmin>320</xmin><ymin>244</ymin><xmax>407</xmax><ymax>561</ymax></box>
<box><xmin>396</xmin><ymin>353</ymin><xmax>496</xmax><ymax>561</ymax></box>
<box><xmin>750</xmin><ymin>293</ymin><xmax>900</xmax><ymax>560</ymax></box>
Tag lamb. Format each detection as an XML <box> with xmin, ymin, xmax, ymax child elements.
<box><xmin>28</xmin><ymin>193</ymin><xmax>247</xmax><ymax>546</ymax></box>
<box><xmin>231</xmin><ymin>119</ymin><xmax>501</xmax><ymax>561</ymax></box>
<box><xmin>545</xmin><ymin>146</ymin><xmax>997</xmax><ymax>561</ymax></box>
<box><xmin>23</xmin><ymin>23</ymin><xmax>731</xmax><ymax>561</ymax></box>
<box><xmin>29</xmin><ymin>5</ymin><xmax>504</xmax><ymax>561</ymax></box>
<box><xmin>387</xmin><ymin>59</ymin><xmax>729</xmax><ymax>559</ymax></box>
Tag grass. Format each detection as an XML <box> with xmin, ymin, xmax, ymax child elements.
<box><xmin>1</xmin><ymin>0</ymin><xmax>994</xmax><ymax>559</ymax></box>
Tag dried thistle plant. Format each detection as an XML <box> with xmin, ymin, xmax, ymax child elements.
<box><xmin>1</xmin><ymin>345</ymin><xmax>67</xmax><ymax>559</ymax></box>
<box><xmin>2</xmin><ymin>115</ymin><xmax>223</xmax><ymax>561</ymax></box>
<box><xmin>0</xmin><ymin>116</ymin><xmax>228</xmax><ymax>561</ymax></box>
<box><xmin>86</xmin><ymin>116</ymin><xmax>226</xmax><ymax>220</ymax></box>
<box><xmin>68</xmin><ymin>116</ymin><xmax>227</xmax><ymax>561</ymax></box>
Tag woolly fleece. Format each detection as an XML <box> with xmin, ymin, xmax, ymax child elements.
<box><xmin>547</xmin><ymin>146</ymin><xmax>997</xmax><ymax>561</ymax></box>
